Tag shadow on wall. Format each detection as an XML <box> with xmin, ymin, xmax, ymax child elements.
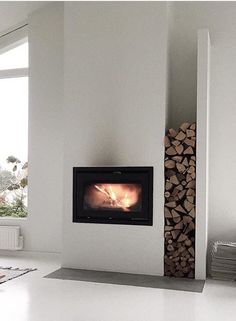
<box><xmin>88</xmin><ymin>135</ymin><xmax>121</xmax><ymax>167</ymax></box>
<box><xmin>168</xmin><ymin>2</ymin><xmax>198</xmax><ymax>129</ymax></box>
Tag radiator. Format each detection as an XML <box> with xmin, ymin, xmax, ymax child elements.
<box><xmin>0</xmin><ymin>226</ymin><xmax>23</xmax><ymax>250</ymax></box>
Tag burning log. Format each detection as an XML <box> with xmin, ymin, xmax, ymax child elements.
<box><xmin>84</xmin><ymin>183</ymin><xmax>142</xmax><ymax>212</ymax></box>
<box><xmin>164</xmin><ymin>122</ymin><xmax>196</xmax><ymax>278</ymax></box>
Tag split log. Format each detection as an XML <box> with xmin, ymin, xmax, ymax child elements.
<box><xmin>186</xmin><ymin>174</ymin><xmax>192</xmax><ymax>183</ymax></box>
<box><xmin>173</xmin><ymin>216</ymin><xmax>181</xmax><ymax>223</ymax></box>
<box><xmin>186</xmin><ymin>129</ymin><xmax>195</xmax><ymax>137</ymax></box>
<box><xmin>171</xmin><ymin>209</ymin><xmax>180</xmax><ymax>218</ymax></box>
<box><xmin>190</xmin><ymin>123</ymin><xmax>196</xmax><ymax>130</ymax></box>
<box><xmin>186</xmin><ymin>196</ymin><xmax>194</xmax><ymax>204</ymax></box>
<box><xmin>180</xmin><ymin>122</ymin><xmax>190</xmax><ymax>132</ymax></box>
<box><xmin>191</xmin><ymin>172</ymin><xmax>196</xmax><ymax>179</ymax></box>
<box><xmin>166</xmin><ymin>201</ymin><xmax>177</xmax><ymax>209</ymax></box>
<box><xmin>165</xmin><ymin>159</ymin><xmax>176</xmax><ymax>169</ymax></box>
<box><xmin>184</xmin><ymin>146</ymin><xmax>194</xmax><ymax>155</ymax></box>
<box><xmin>189</xmin><ymin>207</ymin><xmax>195</xmax><ymax>218</ymax></box>
<box><xmin>165</xmin><ymin>226</ymin><xmax>173</xmax><ymax>232</ymax></box>
<box><xmin>165</xmin><ymin>231</ymin><xmax>171</xmax><ymax>238</ymax></box>
<box><xmin>189</xmin><ymin>159</ymin><xmax>196</xmax><ymax>166</ymax></box>
<box><xmin>176</xmin><ymin>173</ymin><xmax>185</xmax><ymax>182</ymax></box>
<box><xmin>176</xmin><ymin>163</ymin><xmax>186</xmax><ymax>173</ymax></box>
<box><xmin>178</xmin><ymin>234</ymin><xmax>188</xmax><ymax>242</ymax></box>
<box><xmin>184</xmin><ymin>138</ymin><xmax>195</xmax><ymax>147</ymax></box>
<box><xmin>176</xmin><ymin>184</ymin><xmax>184</xmax><ymax>191</ymax></box>
<box><xmin>165</xmin><ymin>181</ymin><xmax>173</xmax><ymax>191</ymax></box>
<box><xmin>172</xmin><ymin>140</ymin><xmax>180</xmax><ymax>147</ymax></box>
<box><xmin>184</xmin><ymin>222</ymin><xmax>195</xmax><ymax>235</ymax></box>
<box><xmin>164</xmin><ymin>207</ymin><xmax>172</xmax><ymax>218</ymax></box>
<box><xmin>178</xmin><ymin>189</ymin><xmax>186</xmax><ymax>200</ymax></box>
<box><xmin>183</xmin><ymin>216</ymin><xmax>192</xmax><ymax>225</ymax></box>
<box><xmin>166</xmin><ymin>146</ymin><xmax>177</xmax><ymax>156</ymax></box>
<box><xmin>172</xmin><ymin>156</ymin><xmax>183</xmax><ymax>163</ymax></box>
<box><xmin>175</xmin><ymin>131</ymin><xmax>186</xmax><ymax>141</ymax></box>
<box><xmin>188</xmin><ymin>166</ymin><xmax>195</xmax><ymax>174</ymax></box>
<box><xmin>178</xmin><ymin>245</ymin><xmax>186</xmax><ymax>253</ymax></box>
<box><xmin>175</xmin><ymin>144</ymin><xmax>184</xmax><ymax>155</ymax></box>
<box><xmin>170</xmin><ymin>175</ymin><xmax>179</xmax><ymax>185</ymax></box>
<box><xmin>185</xmin><ymin>239</ymin><xmax>192</xmax><ymax>247</ymax></box>
<box><xmin>165</xmin><ymin>169</ymin><xmax>176</xmax><ymax>178</ymax></box>
<box><xmin>184</xmin><ymin>200</ymin><xmax>194</xmax><ymax>212</ymax></box>
<box><xmin>167</xmin><ymin>244</ymin><xmax>174</xmax><ymax>252</ymax></box>
<box><xmin>180</xmin><ymin>261</ymin><xmax>187</xmax><ymax>267</ymax></box>
<box><xmin>171</xmin><ymin>187</ymin><xmax>179</xmax><ymax>197</ymax></box>
<box><xmin>182</xmin><ymin>157</ymin><xmax>189</xmax><ymax>167</ymax></box>
<box><xmin>186</xmin><ymin>188</ymin><xmax>195</xmax><ymax>196</ymax></box>
<box><xmin>175</xmin><ymin>204</ymin><xmax>187</xmax><ymax>214</ymax></box>
<box><xmin>174</xmin><ymin>221</ymin><xmax>184</xmax><ymax>230</ymax></box>
<box><xmin>186</xmin><ymin>180</ymin><xmax>195</xmax><ymax>189</ymax></box>
<box><xmin>188</xmin><ymin>247</ymin><xmax>195</xmax><ymax>257</ymax></box>
<box><xmin>164</xmin><ymin>191</ymin><xmax>171</xmax><ymax>198</ymax></box>
<box><xmin>168</xmin><ymin>128</ymin><xmax>177</xmax><ymax>138</ymax></box>
<box><xmin>171</xmin><ymin>230</ymin><xmax>181</xmax><ymax>240</ymax></box>
<box><xmin>164</xmin><ymin>136</ymin><xmax>171</xmax><ymax>147</ymax></box>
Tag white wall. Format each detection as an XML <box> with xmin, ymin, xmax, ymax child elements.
<box><xmin>0</xmin><ymin>3</ymin><xmax>63</xmax><ymax>253</ymax></box>
<box><xmin>62</xmin><ymin>2</ymin><xmax>168</xmax><ymax>275</ymax></box>
<box><xmin>195</xmin><ymin>30</ymin><xmax>210</xmax><ymax>279</ymax></box>
<box><xmin>0</xmin><ymin>2</ymin><xmax>47</xmax><ymax>34</ymax></box>
<box><xmin>27</xmin><ymin>3</ymin><xmax>63</xmax><ymax>252</ymax></box>
<box><xmin>169</xmin><ymin>2</ymin><xmax>236</xmax><ymax>250</ymax></box>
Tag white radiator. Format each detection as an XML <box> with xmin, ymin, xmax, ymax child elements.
<box><xmin>0</xmin><ymin>226</ymin><xmax>23</xmax><ymax>250</ymax></box>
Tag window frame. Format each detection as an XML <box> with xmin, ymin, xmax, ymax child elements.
<box><xmin>0</xmin><ymin>68</ymin><xmax>28</xmax><ymax>79</ymax></box>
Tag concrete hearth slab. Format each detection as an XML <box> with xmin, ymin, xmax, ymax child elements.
<box><xmin>45</xmin><ymin>268</ymin><xmax>205</xmax><ymax>293</ymax></box>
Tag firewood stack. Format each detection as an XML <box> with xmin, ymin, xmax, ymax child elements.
<box><xmin>164</xmin><ymin>122</ymin><xmax>196</xmax><ymax>278</ymax></box>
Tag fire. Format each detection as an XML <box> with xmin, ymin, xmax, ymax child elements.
<box><xmin>84</xmin><ymin>183</ymin><xmax>141</xmax><ymax>212</ymax></box>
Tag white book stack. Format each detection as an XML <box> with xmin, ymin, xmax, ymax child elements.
<box><xmin>211</xmin><ymin>241</ymin><xmax>236</xmax><ymax>281</ymax></box>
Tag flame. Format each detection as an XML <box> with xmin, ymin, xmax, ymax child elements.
<box><xmin>123</xmin><ymin>193</ymin><xmax>130</xmax><ymax>208</ymax></box>
<box><xmin>85</xmin><ymin>183</ymin><xmax>141</xmax><ymax>212</ymax></box>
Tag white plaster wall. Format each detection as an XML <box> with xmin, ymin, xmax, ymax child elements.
<box><xmin>0</xmin><ymin>3</ymin><xmax>64</xmax><ymax>253</ymax></box>
<box><xmin>0</xmin><ymin>1</ymin><xmax>46</xmax><ymax>33</ymax></box>
<box><xmin>62</xmin><ymin>2</ymin><xmax>168</xmax><ymax>275</ymax></box>
<box><xmin>26</xmin><ymin>3</ymin><xmax>63</xmax><ymax>252</ymax></box>
<box><xmin>169</xmin><ymin>2</ymin><xmax>236</xmax><ymax>248</ymax></box>
<box><xmin>195</xmin><ymin>30</ymin><xmax>210</xmax><ymax>279</ymax></box>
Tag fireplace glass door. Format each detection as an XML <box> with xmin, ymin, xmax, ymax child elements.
<box><xmin>73</xmin><ymin>167</ymin><xmax>153</xmax><ymax>225</ymax></box>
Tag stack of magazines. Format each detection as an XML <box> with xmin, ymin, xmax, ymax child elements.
<box><xmin>211</xmin><ymin>241</ymin><xmax>236</xmax><ymax>281</ymax></box>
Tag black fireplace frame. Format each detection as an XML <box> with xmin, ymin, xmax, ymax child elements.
<box><xmin>73</xmin><ymin>167</ymin><xmax>153</xmax><ymax>226</ymax></box>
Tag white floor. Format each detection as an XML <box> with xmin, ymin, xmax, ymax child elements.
<box><xmin>0</xmin><ymin>253</ymin><xmax>235</xmax><ymax>321</ymax></box>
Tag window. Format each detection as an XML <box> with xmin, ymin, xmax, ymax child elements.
<box><xmin>0</xmin><ymin>41</ymin><xmax>28</xmax><ymax>218</ymax></box>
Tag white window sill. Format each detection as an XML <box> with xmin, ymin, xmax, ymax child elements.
<box><xmin>0</xmin><ymin>217</ymin><xmax>27</xmax><ymax>221</ymax></box>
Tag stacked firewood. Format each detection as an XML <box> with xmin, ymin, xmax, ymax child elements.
<box><xmin>164</xmin><ymin>122</ymin><xmax>196</xmax><ymax>278</ymax></box>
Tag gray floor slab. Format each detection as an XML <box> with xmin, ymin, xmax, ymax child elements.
<box><xmin>45</xmin><ymin>268</ymin><xmax>205</xmax><ymax>293</ymax></box>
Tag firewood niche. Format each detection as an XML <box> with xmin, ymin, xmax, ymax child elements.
<box><xmin>164</xmin><ymin>122</ymin><xmax>196</xmax><ymax>278</ymax></box>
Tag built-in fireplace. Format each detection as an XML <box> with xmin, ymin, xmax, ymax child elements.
<box><xmin>73</xmin><ymin>167</ymin><xmax>153</xmax><ymax>225</ymax></box>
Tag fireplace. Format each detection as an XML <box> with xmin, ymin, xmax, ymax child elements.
<box><xmin>73</xmin><ymin>167</ymin><xmax>153</xmax><ymax>225</ymax></box>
